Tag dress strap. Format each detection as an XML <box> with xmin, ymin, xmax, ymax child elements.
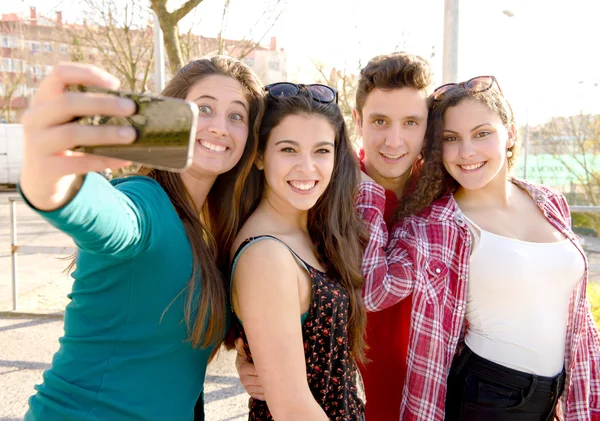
<box><xmin>230</xmin><ymin>235</ymin><xmax>310</xmax><ymax>283</ymax></box>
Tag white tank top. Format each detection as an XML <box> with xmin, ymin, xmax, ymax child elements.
<box><xmin>463</xmin><ymin>214</ymin><xmax>585</xmax><ymax>377</ymax></box>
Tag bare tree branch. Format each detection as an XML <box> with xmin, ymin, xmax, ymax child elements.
<box><xmin>172</xmin><ymin>0</ymin><xmax>204</xmax><ymax>23</ymax></box>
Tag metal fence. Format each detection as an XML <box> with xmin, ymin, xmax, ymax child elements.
<box><xmin>6</xmin><ymin>197</ymin><xmax>600</xmax><ymax>311</ymax></box>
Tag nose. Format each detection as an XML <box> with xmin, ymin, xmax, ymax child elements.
<box><xmin>295</xmin><ymin>152</ymin><xmax>316</xmax><ymax>174</ymax></box>
<box><xmin>207</xmin><ymin>115</ymin><xmax>229</xmax><ymax>137</ymax></box>
<box><xmin>385</xmin><ymin>124</ymin><xmax>405</xmax><ymax>148</ymax></box>
<box><xmin>459</xmin><ymin>140</ymin><xmax>476</xmax><ymax>159</ymax></box>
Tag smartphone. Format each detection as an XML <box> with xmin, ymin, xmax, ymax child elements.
<box><xmin>68</xmin><ymin>85</ymin><xmax>198</xmax><ymax>172</ymax></box>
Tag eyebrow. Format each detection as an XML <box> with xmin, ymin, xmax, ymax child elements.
<box><xmin>275</xmin><ymin>140</ymin><xmax>335</xmax><ymax>147</ymax></box>
<box><xmin>443</xmin><ymin>123</ymin><xmax>491</xmax><ymax>134</ymax></box>
<box><xmin>192</xmin><ymin>95</ymin><xmax>248</xmax><ymax>111</ymax></box>
<box><xmin>367</xmin><ymin>113</ymin><xmax>426</xmax><ymax>121</ymax></box>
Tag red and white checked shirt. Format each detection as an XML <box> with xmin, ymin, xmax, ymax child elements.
<box><xmin>357</xmin><ymin>178</ymin><xmax>600</xmax><ymax>421</ymax></box>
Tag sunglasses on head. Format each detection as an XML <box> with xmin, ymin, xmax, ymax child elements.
<box><xmin>432</xmin><ymin>75</ymin><xmax>503</xmax><ymax>102</ymax></box>
<box><xmin>265</xmin><ymin>82</ymin><xmax>338</xmax><ymax>104</ymax></box>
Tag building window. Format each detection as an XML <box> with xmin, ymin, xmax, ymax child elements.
<box><xmin>60</xmin><ymin>43</ymin><xmax>68</xmax><ymax>54</ymax></box>
<box><xmin>268</xmin><ymin>60</ymin><xmax>279</xmax><ymax>71</ymax></box>
<box><xmin>43</xmin><ymin>42</ymin><xmax>53</xmax><ymax>53</ymax></box>
<box><xmin>30</xmin><ymin>41</ymin><xmax>41</xmax><ymax>54</ymax></box>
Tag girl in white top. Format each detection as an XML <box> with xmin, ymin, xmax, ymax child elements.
<box><xmin>357</xmin><ymin>75</ymin><xmax>599</xmax><ymax>420</ymax></box>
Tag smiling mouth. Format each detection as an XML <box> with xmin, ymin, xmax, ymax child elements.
<box><xmin>288</xmin><ymin>180</ymin><xmax>318</xmax><ymax>191</ymax></box>
<box><xmin>459</xmin><ymin>162</ymin><xmax>486</xmax><ymax>171</ymax></box>
<box><xmin>380</xmin><ymin>152</ymin><xmax>407</xmax><ymax>160</ymax></box>
<box><xmin>199</xmin><ymin>139</ymin><xmax>229</xmax><ymax>152</ymax></box>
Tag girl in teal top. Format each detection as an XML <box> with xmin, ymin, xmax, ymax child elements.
<box><xmin>18</xmin><ymin>57</ymin><xmax>264</xmax><ymax>421</ymax></box>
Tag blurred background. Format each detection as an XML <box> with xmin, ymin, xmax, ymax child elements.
<box><xmin>0</xmin><ymin>0</ymin><xmax>598</xmax><ymax>419</ymax></box>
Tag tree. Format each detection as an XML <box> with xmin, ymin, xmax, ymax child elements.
<box><xmin>178</xmin><ymin>0</ymin><xmax>287</xmax><ymax>65</ymax></box>
<box><xmin>0</xmin><ymin>20</ymin><xmax>28</xmax><ymax>123</ymax></box>
<box><xmin>149</xmin><ymin>0</ymin><xmax>204</xmax><ymax>74</ymax></box>
<box><xmin>531</xmin><ymin>114</ymin><xmax>600</xmax><ymax>231</ymax></box>
<box><xmin>312</xmin><ymin>60</ymin><xmax>360</xmax><ymax>144</ymax></box>
<box><xmin>216</xmin><ymin>0</ymin><xmax>287</xmax><ymax>59</ymax></box>
<box><xmin>69</xmin><ymin>0</ymin><xmax>155</xmax><ymax>92</ymax></box>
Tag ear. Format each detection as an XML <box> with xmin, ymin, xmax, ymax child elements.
<box><xmin>255</xmin><ymin>155</ymin><xmax>264</xmax><ymax>170</ymax></box>
<box><xmin>507</xmin><ymin>124</ymin><xmax>517</xmax><ymax>149</ymax></box>
<box><xmin>352</xmin><ymin>108</ymin><xmax>363</xmax><ymax>137</ymax></box>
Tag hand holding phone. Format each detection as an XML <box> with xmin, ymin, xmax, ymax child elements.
<box><xmin>20</xmin><ymin>63</ymin><xmax>143</xmax><ymax>210</ymax></box>
<box><xmin>68</xmin><ymin>85</ymin><xmax>198</xmax><ymax>172</ymax></box>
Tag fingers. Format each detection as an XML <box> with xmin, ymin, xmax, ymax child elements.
<box><xmin>32</xmin><ymin>62</ymin><xmax>120</xmax><ymax>107</ymax></box>
<box><xmin>39</xmin><ymin>123</ymin><xmax>137</xmax><ymax>154</ymax></box>
<box><xmin>24</xmin><ymin>91</ymin><xmax>136</xmax><ymax>129</ymax></box>
<box><xmin>235</xmin><ymin>337</ymin><xmax>247</xmax><ymax>357</ymax></box>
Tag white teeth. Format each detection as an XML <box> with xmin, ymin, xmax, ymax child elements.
<box><xmin>381</xmin><ymin>152</ymin><xmax>405</xmax><ymax>160</ymax></box>
<box><xmin>200</xmin><ymin>140</ymin><xmax>227</xmax><ymax>152</ymax></box>
<box><xmin>460</xmin><ymin>162</ymin><xmax>485</xmax><ymax>171</ymax></box>
<box><xmin>289</xmin><ymin>181</ymin><xmax>316</xmax><ymax>191</ymax></box>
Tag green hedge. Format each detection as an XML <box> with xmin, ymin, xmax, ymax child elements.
<box><xmin>590</xmin><ymin>283</ymin><xmax>600</xmax><ymax>330</ymax></box>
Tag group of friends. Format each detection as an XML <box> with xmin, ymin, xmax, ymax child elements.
<box><xmin>18</xmin><ymin>51</ymin><xmax>600</xmax><ymax>421</ymax></box>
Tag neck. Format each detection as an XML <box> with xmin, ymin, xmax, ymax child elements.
<box><xmin>363</xmin><ymin>158</ymin><xmax>411</xmax><ymax>199</ymax></box>
<box><xmin>180</xmin><ymin>168</ymin><xmax>218</xmax><ymax>211</ymax></box>
<box><xmin>454</xmin><ymin>168</ymin><xmax>512</xmax><ymax>209</ymax></box>
<box><xmin>258</xmin><ymin>188</ymin><xmax>309</xmax><ymax>234</ymax></box>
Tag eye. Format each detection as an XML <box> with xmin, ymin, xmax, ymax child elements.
<box><xmin>198</xmin><ymin>105</ymin><xmax>212</xmax><ymax>114</ymax></box>
<box><xmin>315</xmin><ymin>148</ymin><xmax>332</xmax><ymax>154</ymax></box>
<box><xmin>405</xmin><ymin>120</ymin><xmax>418</xmax><ymax>126</ymax></box>
<box><xmin>444</xmin><ymin>136</ymin><xmax>458</xmax><ymax>142</ymax></box>
<box><xmin>475</xmin><ymin>131</ymin><xmax>490</xmax><ymax>138</ymax></box>
<box><xmin>229</xmin><ymin>112</ymin><xmax>244</xmax><ymax>122</ymax></box>
<box><xmin>373</xmin><ymin>119</ymin><xmax>387</xmax><ymax>126</ymax></box>
<box><xmin>280</xmin><ymin>147</ymin><xmax>296</xmax><ymax>153</ymax></box>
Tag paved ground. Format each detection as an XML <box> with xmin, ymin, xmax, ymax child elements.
<box><xmin>1</xmin><ymin>191</ymin><xmax>599</xmax><ymax>420</ymax></box>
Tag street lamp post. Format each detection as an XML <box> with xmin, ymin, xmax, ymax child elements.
<box><xmin>442</xmin><ymin>0</ymin><xmax>459</xmax><ymax>84</ymax></box>
<box><xmin>503</xmin><ymin>9</ymin><xmax>529</xmax><ymax>179</ymax></box>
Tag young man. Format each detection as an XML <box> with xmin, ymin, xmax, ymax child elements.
<box><xmin>352</xmin><ymin>52</ymin><xmax>431</xmax><ymax>421</ymax></box>
<box><xmin>234</xmin><ymin>51</ymin><xmax>433</xmax><ymax>421</ymax></box>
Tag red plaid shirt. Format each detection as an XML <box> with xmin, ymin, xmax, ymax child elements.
<box><xmin>357</xmin><ymin>178</ymin><xmax>600</xmax><ymax>421</ymax></box>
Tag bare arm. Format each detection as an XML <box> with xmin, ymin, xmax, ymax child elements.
<box><xmin>232</xmin><ymin>241</ymin><xmax>328</xmax><ymax>421</ymax></box>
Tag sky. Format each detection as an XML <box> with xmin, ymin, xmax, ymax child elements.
<box><xmin>2</xmin><ymin>0</ymin><xmax>600</xmax><ymax>126</ymax></box>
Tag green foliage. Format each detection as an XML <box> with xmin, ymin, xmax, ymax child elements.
<box><xmin>589</xmin><ymin>283</ymin><xmax>600</xmax><ymax>330</ymax></box>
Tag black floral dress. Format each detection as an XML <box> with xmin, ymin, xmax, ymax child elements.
<box><xmin>231</xmin><ymin>235</ymin><xmax>365</xmax><ymax>421</ymax></box>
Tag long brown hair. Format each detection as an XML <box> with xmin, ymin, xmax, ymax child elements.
<box><xmin>234</xmin><ymin>90</ymin><xmax>368</xmax><ymax>362</ymax></box>
<box><xmin>397</xmin><ymin>84</ymin><xmax>517</xmax><ymax>219</ymax></box>
<box><xmin>68</xmin><ymin>56</ymin><xmax>265</xmax><ymax>352</ymax></box>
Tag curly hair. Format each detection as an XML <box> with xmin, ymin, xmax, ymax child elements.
<box><xmin>395</xmin><ymin>84</ymin><xmax>518</xmax><ymax>220</ymax></box>
<box><xmin>355</xmin><ymin>51</ymin><xmax>433</xmax><ymax>116</ymax></box>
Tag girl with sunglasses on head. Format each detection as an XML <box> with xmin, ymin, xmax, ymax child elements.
<box><xmin>358</xmin><ymin>76</ymin><xmax>600</xmax><ymax>420</ymax></box>
<box><xmin>225</xmin><ymin>82</ymin><xmax>367</xmax><ymax>420</ymax></box>
<box><xmin>18</xmin><ymin>57</ymin><xmax>264</xmax><ymax>421</ymax></box>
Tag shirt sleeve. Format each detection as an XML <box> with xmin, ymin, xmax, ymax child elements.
<box><xmin>19</xmin><ymin>172</ymin><xmax>168</xmax><ymax>260</ymax></box>
<box><xmin>356</xmin><ymin>181</ymin><xmax>415</xmax><ymax>312</ymax></box>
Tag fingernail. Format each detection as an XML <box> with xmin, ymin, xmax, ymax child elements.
<box><xmin>118</xmin><ymin>98</ymin><xmax>136</xmax><ymax>114</ymax></box>
<box><xmin>118</xmin><ymin>127</ymin><xmax>137</xmax><ymax>141</ymax></box>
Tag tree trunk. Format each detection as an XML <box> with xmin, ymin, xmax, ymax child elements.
<box><xmin>149</xmin><ymin>0</ymin><xmax>204</xmax><ymax>75</ymax></box>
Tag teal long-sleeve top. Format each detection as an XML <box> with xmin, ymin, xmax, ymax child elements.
<box><xmin>21</xmin><ymin>173</ymin><xmax>220</xmax><ymax>421</ymax></box>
